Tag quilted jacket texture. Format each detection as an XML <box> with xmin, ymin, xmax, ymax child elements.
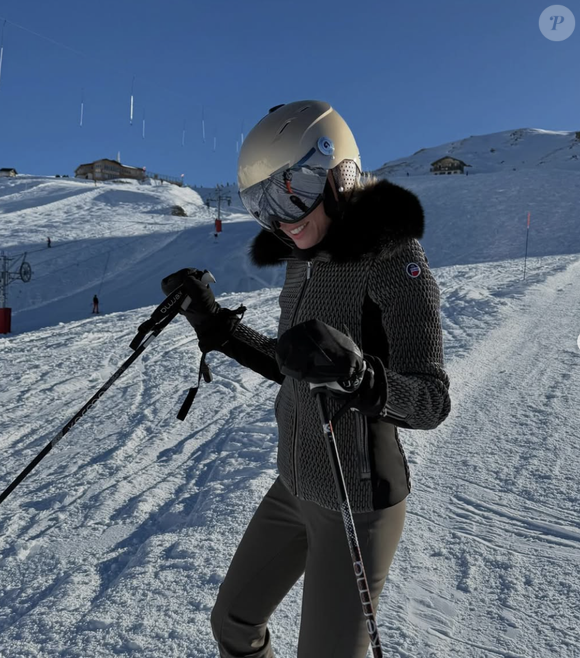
<box><xmin>215</xmin><ymin>178</ymin><xmax>451</xmax><ymax>512</ymax></box>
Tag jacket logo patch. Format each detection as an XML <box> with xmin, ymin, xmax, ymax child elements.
<box><xmin>406</xmin><ymin>262</ymin><xmax>421</xmax><ymax>278</ymax></box>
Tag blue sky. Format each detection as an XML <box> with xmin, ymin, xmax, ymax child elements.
<box><xmin>0</xmin><ymin>0</ymin><xmax>578</xmax><ymax>186</ymax></box>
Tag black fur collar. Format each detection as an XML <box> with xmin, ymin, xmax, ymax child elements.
<box><xmin>249</xmin><ymin>179</ymin><xmax>425</xmax><ymax>266</ymax></box>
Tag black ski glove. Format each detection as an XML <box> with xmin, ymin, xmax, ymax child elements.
<box><xmin>161</xmin><ymin>268</ymin><xmax>221</xmax><ymax>323</ymax></box>
<box><xmin>275</xmin><ymin>319</ymin><xmax>388</xmax><ymax>416</ymax></box>
<box><xmin>161</xmin><ymin>268</ymin><xmax>244</xmax><ymax>352</ymax></box>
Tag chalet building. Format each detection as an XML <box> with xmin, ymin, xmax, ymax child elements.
<box><xmin>74</xmin><ymin>159</ymin><xmax>146</xmax><ymax>182</ymax></box>
<box><xmin>0</xmin><ymin>168</ymin><xmax>18</xmax><ymax>177</ymax></box>
<box><xmin>430</xmin><ymin>157</ymin><xmax>470</xmax><ymax>175</ymax></box>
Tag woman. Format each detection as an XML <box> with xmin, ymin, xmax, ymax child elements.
<box><xmin>161</xmin><ymin>101</ymin><xmax>451</xmax><ymax>658</ymax></box>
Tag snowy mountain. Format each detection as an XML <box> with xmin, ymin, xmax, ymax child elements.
<box><xmin>1</xmin><ymin>160</ymin><xmax>579</xmax><ymax>336</ymax></box>
<box><xmin>0</xmin><ymin>133</ymin><xmax>579</xmax><ymax>657</ymax></box>
<box><xmin>373</xmin><ymin>127</ymin><xmax>580</xmax><ymax>177</ymax></box>
<box><xmin>0</xmin><ymin>176</ymin><xmax>285</xmax><ymax>334</ymax></box>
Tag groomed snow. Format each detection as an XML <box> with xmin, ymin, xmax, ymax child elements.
<box><xmin>0</xmin><ymin>164</ymin><xmax>579</xmax><ymax>657</ymax></box>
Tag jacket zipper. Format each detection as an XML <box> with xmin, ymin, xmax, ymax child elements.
<box><xmin>291</xmin><ymin>260</ymin><xmax>313</xmax><ymax>496</ymax></box>
<box><xmin>357</xmin><ymin>413</ymin><xmax>371</xmax><ymax>480</ymax></box>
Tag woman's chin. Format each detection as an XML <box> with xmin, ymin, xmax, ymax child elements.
<box><xmin>294</xmin><ymin>238</ymin><xmax>317</xmax><ymax>249</ymax></box>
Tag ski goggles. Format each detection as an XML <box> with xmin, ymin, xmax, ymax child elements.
<box><xmin>239</xmin><ymin>165</ymin><xmax>329</xmax><ymax>231</ymax></box>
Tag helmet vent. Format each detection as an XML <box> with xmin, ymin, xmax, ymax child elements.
<box><xmin>278</xmin><ymin>121</ymin><xmax>292</xmax><ymax>135</ymax></box>
<box><xmin>299</xmin><ymin>106</ymin><xmax>311</xmax><ymax>112</ymax></box>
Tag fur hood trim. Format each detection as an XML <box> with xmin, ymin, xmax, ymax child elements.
<box><xmin>249</xmin><ymin>178</ymin><xmax>425</xmax><ymax>266</ymax></box>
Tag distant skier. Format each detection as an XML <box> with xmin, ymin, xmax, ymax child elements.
<box><xmin>161</xmin><ymin>101</ymin><xmax>451</xmax><ymax>657</ymax></box>
<box><xmin>47</xmin><ymin>237</ymin><xmax>51</xmax><ymax>248</ymax></box>
<box><xmin>92</xmin><ymin>295</ymin><xmax>99</xmax><ymax>314</ymax></box>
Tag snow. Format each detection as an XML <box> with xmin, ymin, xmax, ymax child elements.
<box><xmin>374</xmin><ymin>127</ymin><xmax>580</xmax><ymax>177</ymax></box>
<box><xmin>0</xmin><ymin>149</ymin><xmax>579</xmax><ymax>657</ymax></box>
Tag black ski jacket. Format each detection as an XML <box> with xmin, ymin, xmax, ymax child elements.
<box><xmin>209</xmin><ymin>179</ymin><xmax>451</xmax><ymax>512</ymax></box>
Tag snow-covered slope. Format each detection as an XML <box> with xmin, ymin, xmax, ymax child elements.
<box><xmin>1</xmin><ymin>166</ymin><xmax>579</xmax><ymax>336</ymax></box>
<box><xmin>0</xmin><ymin>175</ymin><xmax>209</xmax><ymax>243</ymax></box>
<box><xmin>0</xmin><ymin>133</ymin><xmax>579</xmax><ymax>656</ymax></box>
<box><xmin>0</xmin><ymin>253</ymin><xmax>578</xmax><ymax>657</ymax></box>
<box><xmin>374</xmin><ymin>128</ymin><xmax>580</xmax><ymax>177</ymax></box>
<box><xmin>0</xmin><ymin>176</ymin><xmax>285</xmax><ymax>334</ymax></box>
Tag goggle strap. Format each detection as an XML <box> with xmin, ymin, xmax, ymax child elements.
<box><xmin>321</xmin><ymin>177</ymin><xmax>342</xmax><ymax>221</ymax></box>
<box><xmin>294</xmin><ymin>147</ymin><xmax>317</xmax><ymax>167</ymax></box>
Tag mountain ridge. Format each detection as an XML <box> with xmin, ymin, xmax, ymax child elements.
<box><xmin>373</xmin><ymin>127</ymin><xmax>580</xmax><ymax>177</ymax></box>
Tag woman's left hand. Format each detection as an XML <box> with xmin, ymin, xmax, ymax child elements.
<box><xmin>275</xmin><ymin>319</ymin><xmax>387</xmax><ymax>415</ymax></box>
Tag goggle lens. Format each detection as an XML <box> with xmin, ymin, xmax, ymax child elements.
<box><xmin>240</xmin><ymin>166</ymin><xmax>328</xmax><ymax>230</ymax></box>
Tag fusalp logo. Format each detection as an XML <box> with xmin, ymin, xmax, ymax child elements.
<box><xmin>406</xmin><ymin>262</ymin><xmax>421</xmax><ymax>278</ymax></box>
<box><xmin>540</xmin><ymin>5</ymin><xmax>575</xmax><ymax>41</ymax></box>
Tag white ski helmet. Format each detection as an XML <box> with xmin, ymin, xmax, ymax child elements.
<box><xmin>238</xmin><ymin>100</ymin><xmax>361</xmax><ymax>230</ymax></box>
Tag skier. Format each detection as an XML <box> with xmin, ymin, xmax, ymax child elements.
<box><xmin>161</xmin><ymin>100</ymin><xmax>451</xmax><ymax>658</ymax></box>
<box><xmin>47</xmin><ymin>237</ymin><xmax>51</xmax><ymax>248</ymax></box>
<box><xmin>92</xmin><ymin>294</ymin><xmax>99</xmax><ymax>314</ymax></box>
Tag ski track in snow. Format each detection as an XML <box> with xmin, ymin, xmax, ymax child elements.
<box><xmin>0</xmin><ymin>292</ymin><xmax>284</xmax><ymax>657</ymax></box>
<box><xmin>0</xmin><ymin>260</ymin><xmax>578</xmax><ymax>656</ymax></box>
<box><xmin>382</xmin><ymin>256</ymin><xmax>580</xmax><ymax>658</ymax></box>
<box><xmin>0</xmin><ymin>174</ymin><xmax>579</xmax><ymax>657</ymax></box>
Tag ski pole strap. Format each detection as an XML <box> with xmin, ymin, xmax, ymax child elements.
<box><xmin>177</xmin><ymin>353</ymin><xmax>212</xmax><ymax>421</ymax></box>
<box><xmin>176</xmin><ymin>305</ymin><xmax>245</xmax><ymax>421</ymax></box>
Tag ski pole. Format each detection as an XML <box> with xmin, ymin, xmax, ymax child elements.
<box><xmin>0</xmin><ymin>285</ymin><xmax>193</xmax><ymax>507</ymax></box>
<box><xmin>315</xmin><ymin>393</ymin><xmax>384</xmax><ymax>658</ymax></box>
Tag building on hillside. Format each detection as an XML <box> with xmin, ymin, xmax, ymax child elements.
<box><xmin>74</xmin><ymin>159</ymin><xmax>146</xmax><ymax>182</ymax></box>
<box><xmin>430</xmin><ymin>157</ymin><xmax>470</xmax><ymax>175</ymax></box>
<box><xmin>0</xmin><ymin>168</ymin><xmax>18</xmax><ymax>177</ymax></box>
